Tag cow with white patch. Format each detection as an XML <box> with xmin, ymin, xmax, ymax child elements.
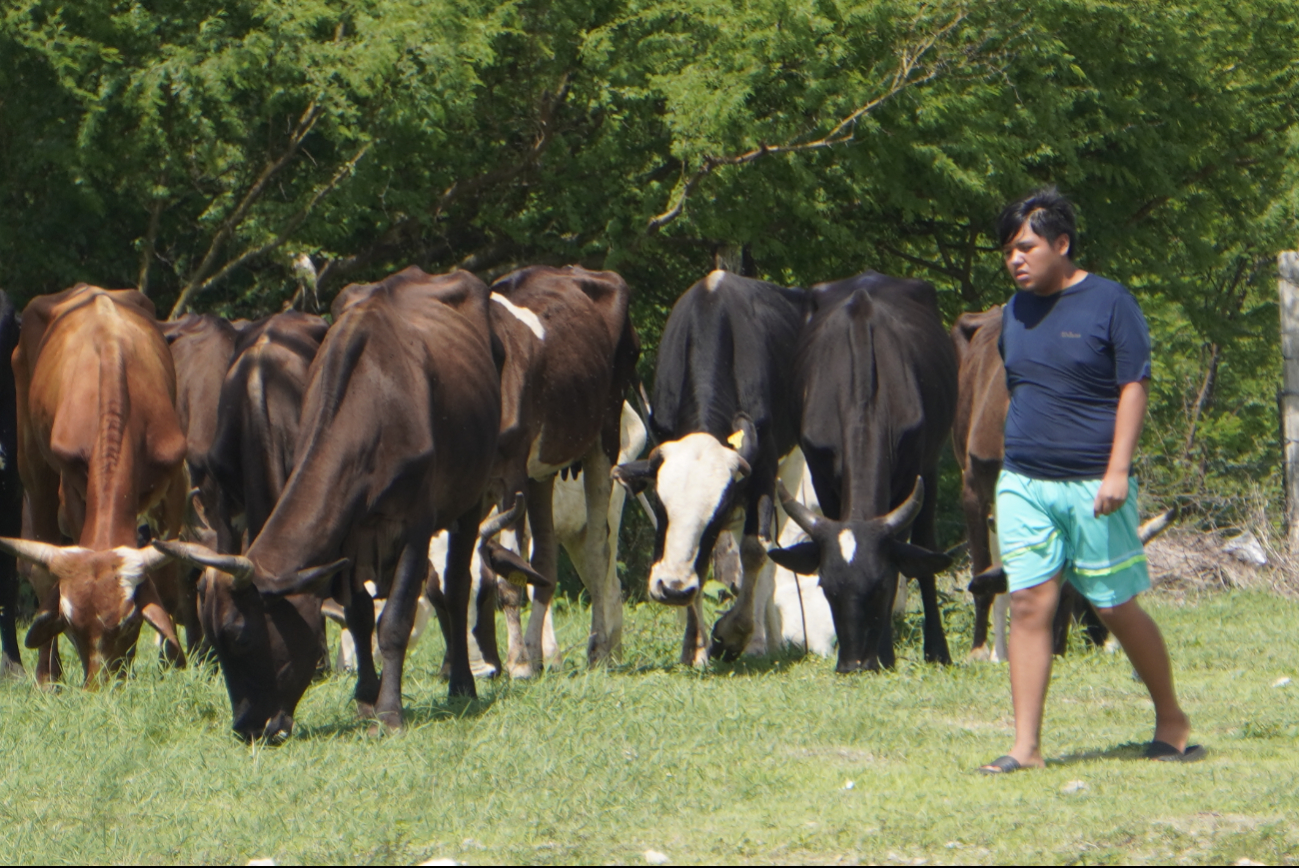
<box><xmin>767</xmin><ymin>272</ymin><xmax>957</xmax><ymax>672</ymax></box>
<box><xmin>613</xmin><ymin>270</ymin><xmax>804</xmax><ymax>666</ymax></box>
<box><xmin>456</xmin><ymin>265</ymin><xmax>638</xmax><ymax>678</ymax></box>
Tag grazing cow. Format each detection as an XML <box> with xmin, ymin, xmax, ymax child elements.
<box><xmin>475</xmin><ymin>266</ymin><xmax>639</xmax><ymax>678</ymax></box>
<box><xmin>1</xmin><ymin>285</ymin><xmax>187</xmax><ymax>684</ymax></box>
<box><xmin>431</xmin><ymin>400</ymin><xmax>647</xmax><ymax>678</ymax></box>
<box><xmin>613</xmin><ymin>270</ymin><xmax>805</xmax><ymax>666</ymax></box>
<box><xmin>206</xmin><ymin>311</ymin><xmax>329</xmax><ymax>553</ymax></box>
<box><xmin>0</xmin><ymin>293</ymin><xmax>22</xmax><ymax>676</ymax></box>
<box><xmin>767</xmin><ymin>272</ymin><xmax>957</xmax><ymax>672</ymax></box>
<box><xmin>157</xmin><ymin>267</ymin><xmax>502</xmax><ymax>739</ymax></box>
<box><xmin>161</xmin><ymin>312</ymin><xmax>241</xmax><ymax>650</ymax></box>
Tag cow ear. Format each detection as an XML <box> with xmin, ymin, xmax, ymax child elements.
<box><xmin>888</xmin><ymin>540</ymin><xmax>952</xmax><ymax>579</ymax></box>
<box><xmin>968</xmin><ymin>566</ymin><xmax>1008</xmax><ymax>596</ymax></box>
<box><xmin>727</xmin><ymin>413</ymin><xmax>760</xmax><ymax>467</ymax></box>
<box><xmin>483</xmin><ymin>541</ymin><xmax>550</xmax><ymax>589</ymax></box>
<box><xmin>612</xmin><ymin>451</ymin><xmax>660</xmax><ymax>495</ymax></box>
<box><xmin>277</xmin><ymin>558</ymin><xmax>350</xmax><ymax>597</ymax></box>
<box><xmin>767</xmin><ymin>541</ymin><xmax>822</xmax><ymax>575</ymax></box>
<box><xmin>25</xmin><ymin>608</ymin><xmax>66</xmax><ymax>648</ymax></box>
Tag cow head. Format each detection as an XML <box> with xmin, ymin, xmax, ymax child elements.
<box><xmin>766</xmin><ymin>478</ymin><xmax>951</xmax><ymax>673</ymax></box>
<box><xmin>153</xmin><ymin>540</ymin><xmax>347</xmax><ymax>742</ymax></box>
<box><xmin>612</xmin><ymin>416</ymin><xmax>756</xmax><ymax>605</ymax></box>
<box><xmin>0</xmin><ymin>538</ymin><xmax>183</xmax><ymax>684</ymax></box>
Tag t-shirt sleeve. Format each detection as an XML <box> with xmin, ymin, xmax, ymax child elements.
<box><xmin>1110</xmin><ymin>291</ymin><xmax>1152</xmax><ymax>384</ymax></box>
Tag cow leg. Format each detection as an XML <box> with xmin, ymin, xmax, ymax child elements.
<box><xmin>681</xmin><ymin>595</ymin><xmax>708</xmax><ymax>668</ymax></box>
<box><xmin>375</xmin><ymin>538</ymin><xmax>436</xmax><ymax>729</ymax></box>
<box><xmin>468</xmin><ymin>562</ymin><xmax>502</xmax><ymax>677</ymax></box>
<box><xmin>911</xmin><ymin>471</ymin><xmax>951</xmax><ymax>665</ymax></box>
<box><xmin>440</xmin><ymin>522</ymin><xmax>480</xmax><ymax>701</ymax></box>
<box><xmin>522</xmin><ymin>475</ymin><xmax>562</xmax><ymax>673</ymax></box>
<box><xmin>346</xmin><ymin>579</ymin><xmax>380</xmax><ymax>719</ymax></box>
<box><xmin>1077</xmin><ymin>597</ymin><xmax>1110</xmax><ymax>648</ymax></box>
<box><xmin>709</xmin><ymin>533</ymin><xmax>766</xmax><ymax>660</ymax></box>
<box><xmin>963</xmin><ymin>463</ymin><xmax>997</xmax><ymax>661</ymax></box>
<box><xmin>1052</xmin><ymin>582</ymin><xmax>1078</xmax><ymax>655</ymax></box>
<box><xmin>0</xmin><ymin>552</ymin><xmax>20</xmax><ymax>676</ymax></box>
<box><xmin>991</xmin><ymin>592</ymin><xmax>1010</xmax><ymax>663</ymax></box>
<box><xmin>499</xmin><ymin>576</ymin><xmax>529</xmax><ymax>679</ymax></box>
<box><xmin>575</xmin><ymin>446</ymin><xmax>620</xmax><ymax>666</ymax></box>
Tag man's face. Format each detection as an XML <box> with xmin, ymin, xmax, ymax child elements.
<box><xmin>1003</xmin><ymin>220</ymin><xmax>1071</xmax><ymax>294</ymax></box>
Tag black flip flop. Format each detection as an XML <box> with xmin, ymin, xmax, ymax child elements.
<box><xmin>977</xmin><ymin>755</ymin><xmax>1023</xmax><ymax>774</ymax></box>
<box><xmin>1146</xmin><ymin>740</ymin><xmax>1207</xmax><ymax>762</ymax></box>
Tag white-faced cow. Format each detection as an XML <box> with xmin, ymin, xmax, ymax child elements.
<box><xmin>613</xmin><ymin>270</ymin><xmax>805</xmax><ymax>666</ymax></box>
<box><xmin>468</xmin><ymin>265</ymin><xmax>639</xmax><ymax>678</ymax></box>
<box><xmin>767</xmin><ymin>272</ymin><xmax>957</xmax><ymax>672</ymax></box>
<box><xmin>156</xmin><ymin>267</ymin><xmax>501</xmax><ymax>739</ymax></box>
<box><xmin>0</xmin><ymin>292</ymin><xmax>22</xmax><ymax>675</ymax></box>
<box><xmin>2</xmin><ymin>285</ymin><xmax>188</xmax><ymax>685</ymax></box>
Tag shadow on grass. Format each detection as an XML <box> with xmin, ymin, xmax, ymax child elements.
<box><xmin>1047</xmin><ymin>741</ymin><xmax>1156</xmax><ymax>765</ymax></box>
<box><xmin>292</xmin><ymin>691</ymin><xmax>502</xmax><ymax>740</ymax></box>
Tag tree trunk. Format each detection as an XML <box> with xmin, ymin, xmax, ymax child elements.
<box><xmin>1279</xmin><ymin>252</ymin><xmax>1299</xmax><ymax>550</ymax></box>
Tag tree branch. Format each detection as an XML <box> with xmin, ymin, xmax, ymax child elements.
<box><xmin>169</xmin><ymin>141</ymin><xmax>370</xmax><ymax>318</ymax></box>
<box><xmin>171</xmin><ymin>101</ymin><xmax>323</xmax><ymax>315</ymax></box>
<box><xmin>646</xmin><ymin>9</ymin><xmax>968</xmax><ymax>234</ymax></box>
<box><xmin>137</xmin><ymin>197</ymin><xmax>164</xmax><ymax>296</ymax></box>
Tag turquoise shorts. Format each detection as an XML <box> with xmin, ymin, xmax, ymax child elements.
<box><xmin>994</xmin><ymin>470</ymin><xmax>1151</xmax><ymax>608</ymax></box>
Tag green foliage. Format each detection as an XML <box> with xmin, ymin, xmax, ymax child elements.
<box><xmin>1</xmin><ymin>0</ymin><xmax>1296</xmax><ymax>518</ymax></box>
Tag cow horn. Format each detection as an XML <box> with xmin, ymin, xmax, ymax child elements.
<box><xmin>25</xmin><ymin>608</ymin><xmax>67</xmax><ymax>649</ymax></box>
<box><xmin>1138</xmin><ymin>505</ymin><xmax>1179</xmax><ymax>544</ymax></box>
<box><xmin>278</xmin><ymin>558</ymin><xmax>350</xmax><ymax>596</ymax></box>
<box><xmin>733</xmin><ymin>453</ymin><xmax>752</xmax><ymax>478</ymax></box>
<box><xmin>778</xmin><ymin>483</ymin><xmax>821</xmax><ymax>537</ymax></box>
<box><xmin>479</xmin><ymin>493</ymin><xmax>525</xmax><ymax>542</ymax></box>
<box><xmin>151</xmin><ymin>540</ymin><xmax>254</xmax><ymax>589</ymax></box>
<box><xmin>879</xmin><ymin>477</ymin><xmax>925</xmax><ymax>535</ymax></box>
<box><xmin>0</xmin><ymin>537</ymin><xmax>67</xmax><ymax>569</ymax></box>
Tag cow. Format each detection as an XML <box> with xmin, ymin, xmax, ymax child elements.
<box><xmin>613</xmin><ymin>270</ymin><xmax>805</xmax><ymax>667</ymax></box>
<box><xmin>0</xmin><ymin>292</ymin><xmax>22</xmax><ymax>676</ymax></box>
<box><xmin>952</xmin><ymin>308</ymin><xmax>1173</xmax><ymax>660</ymax></box>
<box><xmin>0</xmin><ymin>284</ymin><xmax>188</xmax><ymax>685</ymax></box>
<box><xmin>766</xmin><ymin>272</ymin><xmax>957</xmax><ymax>673</ymax></box>
<box><xmin>430</xmin><ymin>399</ymin><xmax>647</xmax><ymax>678</ymax></box>
<box><xmin>471</xmin><ymin>266</ymin><xmax>639</xmax><ymax>678</ymax></box>
<box><xmin>206</xmin><ymin>311</ymin><xmax>329</xmax><ymax>554</ymax></box>
<box><xmin>161</xmin><ymin>312</ymin><xmax>241</xmax><ymax>650</ymax></box>
<box><xmin>156</xmin><ymin>266</ymin><xmax>503</xmax><ymax>740</ymax></box>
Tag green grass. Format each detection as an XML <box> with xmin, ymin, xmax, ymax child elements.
<box><xmin>0</xmin><ymin>586</ymin><xmax>1296</xmax><ymax>865</ymax></box>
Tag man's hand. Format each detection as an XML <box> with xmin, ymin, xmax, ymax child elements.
<box><xmin>1094</xmin><ymin>471</ymin><xmax>1129</xmax><ymax>517</ymax></box>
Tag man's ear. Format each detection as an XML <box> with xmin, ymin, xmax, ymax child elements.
<box><xmin>767</xmin><ymin>541</ymin><xmax>821</xmax><ymax>575</ymax></box>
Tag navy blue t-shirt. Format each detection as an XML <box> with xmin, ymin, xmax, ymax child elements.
<box><xmin>999</xmin><ymin>274</ymin><xmax>1151</xmax><ymax>480</ymax></box>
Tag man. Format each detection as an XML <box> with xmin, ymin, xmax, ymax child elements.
<box><xmin>978</xmin><ymin>187</ymin><xmax>1203</xmax><ymax>773</ymax></box>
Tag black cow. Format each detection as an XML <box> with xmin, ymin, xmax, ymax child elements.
<box><xmin>613</xmin><ymin>270</ymin><xmax>804</xmax><ymax>665</ymax></box>
<box><xmin>0</xmin><ymin>292</ymin><xmax>21</xmax><ymax>675</ymax></box>
<box><xmin>767</xmin><ymin>272</ymin><xmax>957</xmax><ymax>672</ymax></box>
<box><xmin>157</xmin><ymin>267</ymin><xmax>501</xmax><ymax>740</ymax></box>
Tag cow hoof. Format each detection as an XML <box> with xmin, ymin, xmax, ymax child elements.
<box><xmin>0</xmin><ymin>655</ymin><xmax>24</xmax><ymax>680</ymax></box>
<box><xmin>509</xmin><ymin>661</ymin><xmax>535</xmax><ymax>680</ymax></box>
<box><xmin>356</xmin><ymin>701</ymin><xmax>377</xmax><ymax>720</ymax></box>
<box><xmin>967</xmin><ymin>645</ymin><xmax>992</xmax><ymax>662</ymax></box>
<box><xmin>376</xmin><ymin>710</ymin><xmax>403</xmax><ymax>732</ymax></box>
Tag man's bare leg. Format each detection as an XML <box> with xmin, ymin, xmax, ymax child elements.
<box><xmin>1094</xmin><ymin>595</ymin><xmax>1191</xmax><ymax>751</ymax></box>
<box><xmin>995</xmin><ymin>574</ymin><xmax>1062</xmax><ymax>770</ymax></box>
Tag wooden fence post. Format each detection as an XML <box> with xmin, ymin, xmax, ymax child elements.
<box><xmin>1279</xmin><ymin>251</ymin><xmax>1299</xmax><ymax>550</ymax></box>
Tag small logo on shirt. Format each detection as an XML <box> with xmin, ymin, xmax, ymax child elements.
<box><xmin>1061</xmin><ymin>331</ymin><xmax>1081</xmax><ymax>338</ymax></box>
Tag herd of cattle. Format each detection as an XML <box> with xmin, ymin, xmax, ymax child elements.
<box><xmin>0</xmin><ymin>265</ymin><xmax>1171</xmax><ymax>742</ymax></box>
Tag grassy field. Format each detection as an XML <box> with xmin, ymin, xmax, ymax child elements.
<box><xmin>0</xmin><ymin>584</ymin><xmax>1295</xmax><ymax>866</ymax></box>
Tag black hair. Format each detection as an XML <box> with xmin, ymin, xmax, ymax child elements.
<box><xmin>997</xmin><ymin>186</ymin><xmax>1078</xmax><ymax>259</ymax></box>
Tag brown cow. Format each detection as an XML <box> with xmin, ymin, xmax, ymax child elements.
<box><xmin>206</xmin><ymin>311</ymin><xmax>329</xmax><ymax>553</ymax></box>
<box><xmin>157</xmin><ymin>267</ymin><xmax>503</xmax><ymax>739</ymax></box>
<box><xmin>475</xmin><ymin>266</ymin><xmax>638</xmax><ymax>678</ymax></box>
<box><xmin>2</xmin><ymin>285</ymin><xmax>187</xmax><ymax>684</ymax></box>
<box><xmin>162</xmin><ymin>312</ymin><xmax>241</xmax><ymax>649</ymax></box>
<box><xmin>952</xmin><ymin>307</ymin><xmax>1164</xmax><ymax>659</ymax></box>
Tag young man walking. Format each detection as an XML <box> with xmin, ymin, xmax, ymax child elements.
<box><xmin>978</xmin><ymin>188</ymin><xmax>1203</xmax><ymax>773</ymax></box>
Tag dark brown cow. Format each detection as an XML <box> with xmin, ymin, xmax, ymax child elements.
<box><xmin>466</xmin><ymin>266</ymin><xmax>638</xmax><ymax>678</ymax></box>
<box><xmin>1</xmin><ymin>285</ymin><xmax>187</xmax><ymax>684</ymax></box>
<box><xmin>206</xmin><ymin>311</ymin><xmax>329</xmax><ymax>553</ymax></box>
<box><xmin>161</xmin><ymin>312</ymin><xmax>241</xmax><ymax>649</ymax></box>
<box><xmin>157</xmin><ymin>267</ymin><xmax>501</xmax><ymax>740</ymax></box>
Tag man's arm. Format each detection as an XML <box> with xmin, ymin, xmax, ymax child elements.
<box><xmin>1094</xmin><ymin>379</ymin><xmax>1148</xmax><ymax>517</ymax></box>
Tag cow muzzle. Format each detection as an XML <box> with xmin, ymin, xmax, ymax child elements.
<box><xmin>233</xmin><ymin>707</ymin><xmax>294</xmax><ymax>744</ymax></box>
<box><xmin>648</xmin><ymin>566</ymin><xmax>699</xmax><ymax>606</ymax></box>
